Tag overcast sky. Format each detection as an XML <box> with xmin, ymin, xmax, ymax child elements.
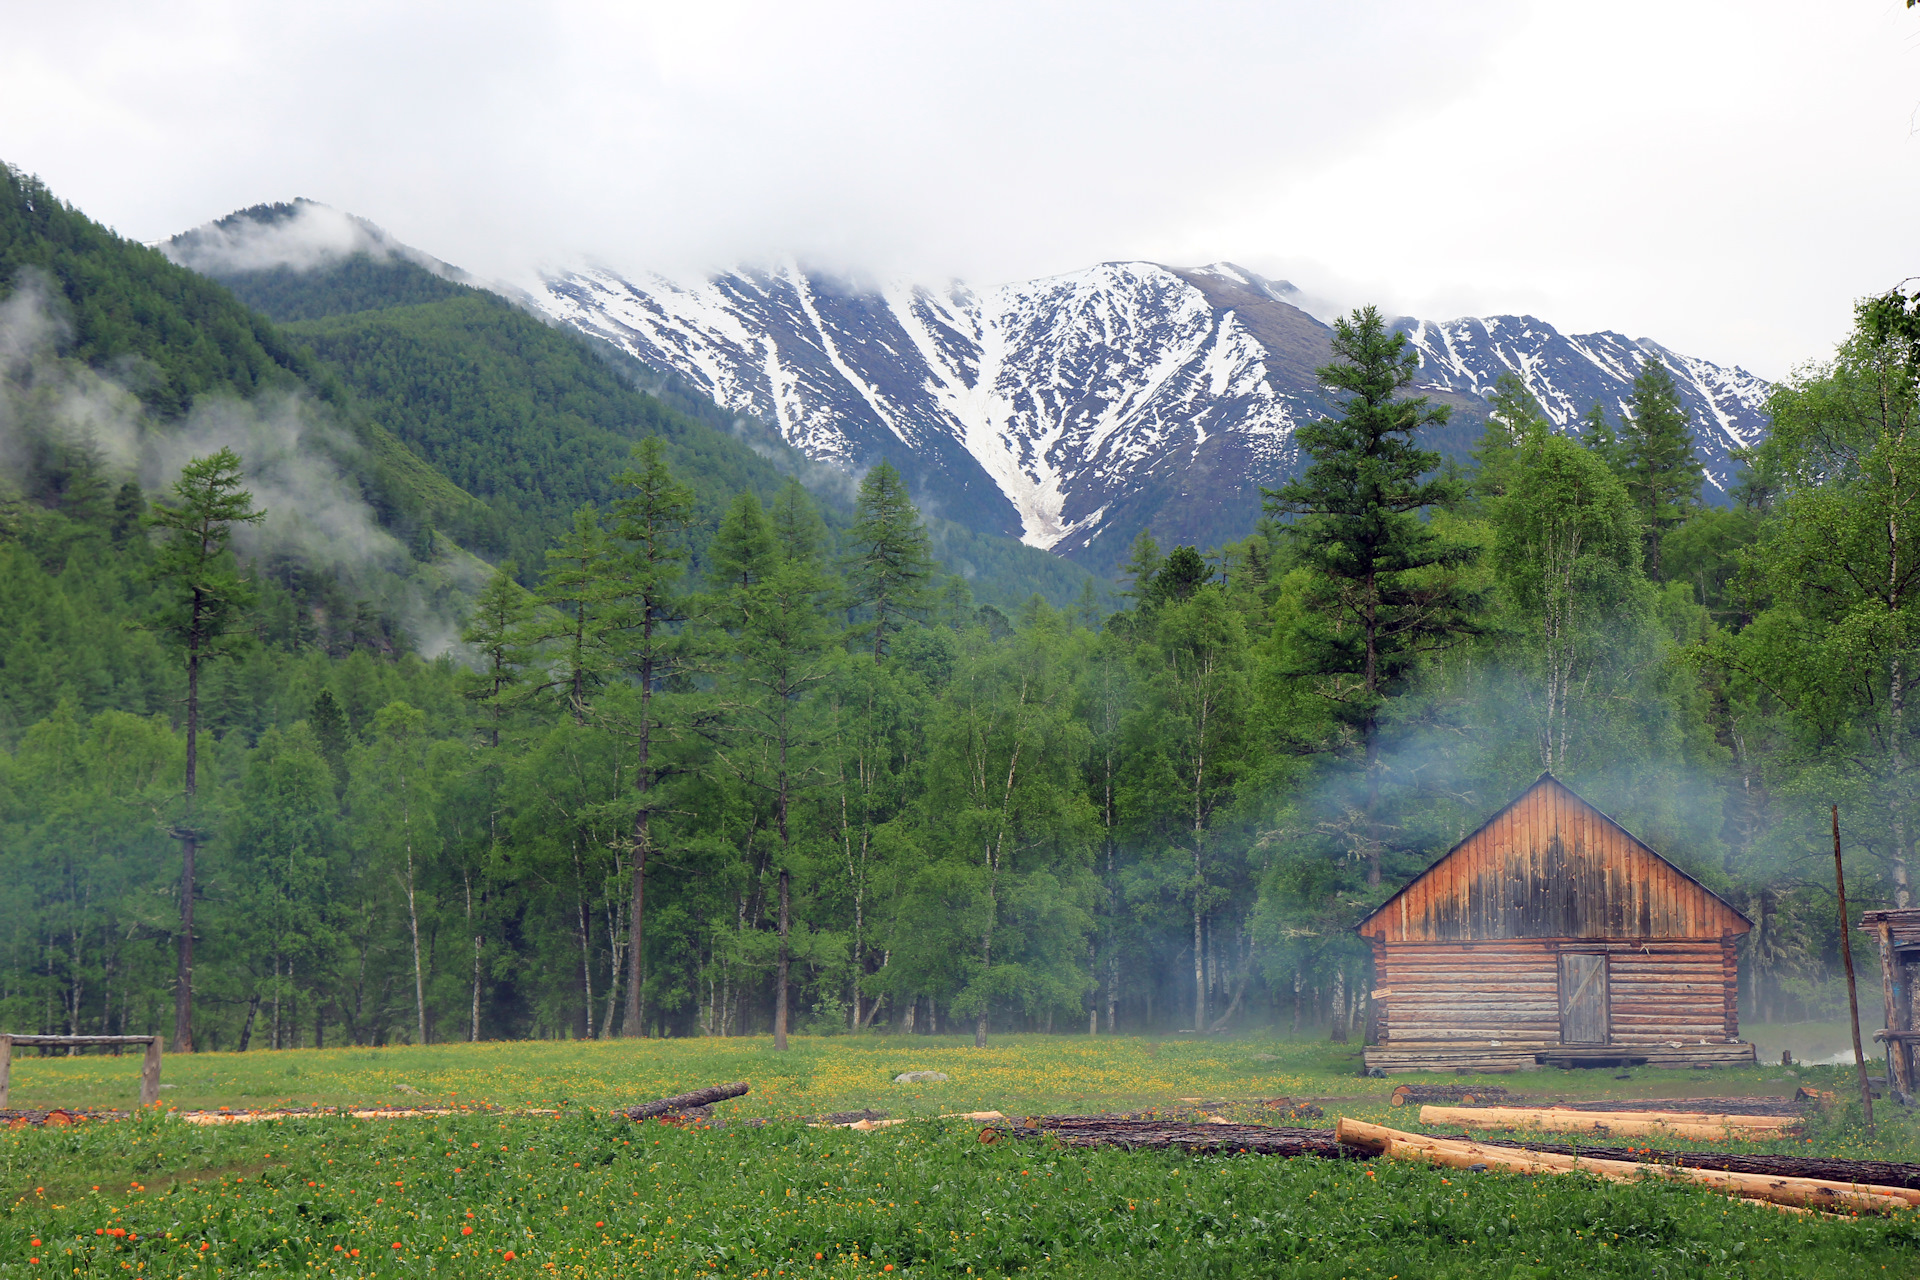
<box><xmin>5</xmin><ymin>0</ymin><xmax>1917</xmax><ymax>378</ymax></box>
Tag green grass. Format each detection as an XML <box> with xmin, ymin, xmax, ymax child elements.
<box><xmin>0</xmin><ymin>1032</ymin><xmax>1869</xmax><ymax>1118</ymax></box>
<box><xmin>6</xmin><ymin>1037</ymin><xmax>1919</xmax><ymax>1277</ymax></box>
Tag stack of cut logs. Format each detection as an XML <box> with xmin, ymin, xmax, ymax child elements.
<box><xmin>1336</xmin><ymin>1117</ymin><xmax>1916</xmax><ymax>1216</ymax></box>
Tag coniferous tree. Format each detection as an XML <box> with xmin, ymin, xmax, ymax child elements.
<box><xmin>843</xmin><ymin>461</ymin><xmax>934</xmax><ymax>662</ymax></box>
<box><xmin>1580</xmin><ymin>401</ymin><xmax>1626</xmax><ymax>474</ymax></box>
<box><xmin>705</xmin><ymin>486</ymin><xmax>837</xmax><ymax>1050</ymax></box>
<box><xmin>1119</xmin><ymin>529</ymin><xmax>1164</xmax><ymax>605</ymax></box>
<box><xmin>1472</xmin><ymin>372</ymin><xmax>1550</xmax><ymax>501</ymax></box>
<box><xmin>459</xmin><ymin>561</ymin><xmax>534</xmax><ymax>748</ymax></box>
<box><xmin>1262</xmin><ymin>306</ymin><xmax>1481</xmax><ymax>886</ymax></box>
<box><xmin>147</xmin><ymin>446</ymin><xmax>264</xmax><ymax>1051</ymax></box>
<box><xmin>606</xmin><ymin>439</ymin><xmax>695</xmax><ymax>1036</ymax></box>
<box><xmin>1619</xmin><ymin>359</ymin><xmax>1703</xmax><ymax>580</ymax></box>
<box><xmin>309</xmin><ymin>690</ymin><xmax>350</xmax><ymax>794</ymax></box>
<box><xmin>529</xmin><ymin>509</ymin><xmax>621</xmax><ymax>722</ymax></box>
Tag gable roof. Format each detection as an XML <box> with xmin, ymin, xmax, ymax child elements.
<box><xmin>1356</xmin><ymin>773</ymin><xmax>1752</xmax><ymax>943</ymax></box>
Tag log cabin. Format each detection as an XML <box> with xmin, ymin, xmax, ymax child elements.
<box><xmin>1358</xmin><ymin>773</ymin><xmax>1755</xmax><ymax>1073</ymax></box>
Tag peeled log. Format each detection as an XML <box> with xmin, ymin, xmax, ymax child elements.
<box><xmin>623</xmin><ymin>1082</ymin><xmax>749</xmax><ymax>1121</ymax></box>
<box><xmin>1418</xmin><ymin>1105</ymin><xmax>1799</xmax><ymax>1141</ymax></box>
<box><xmin>1348</xmin><ymin>1121</ymin><xmax>1916</xmax><ymax>1216</ymax></box>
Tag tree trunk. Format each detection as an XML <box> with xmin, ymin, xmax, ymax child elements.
<box><xmin>576</xmin><ymin>881</ymin><xmax>595</xmax><ymax>1040</ymax></box>
<box><xmin>174</xmin><ymin>638</ymin><xmax>201</xmax><ymax>1053</ymax></box>
<box><xmin>601</xmin><ymin>898</ymin><xmax>624</xmax><ymax>1040</ymax></box>
<box><xmin>1192</xmin><ymin>898</ymin><xmax>1205</xmax><ymax>1031</ymax></box>
<box><xmin>402</xmin><ymin>764</ymin><xmax>427</xmax><ymax>1046</ymax></box>
<box><xmin>775</xmin><ymin>867</ymin><xmax>791</xmax><ymax>1051</ymax></box>
<box><xmin>238</xmin><ymin>993</ymin><xmax>260</xmax><ymax>1052</ymax></box>
<box><xmin>467</xmin><ymin>872</ymin><xmax>482</xmax><ymax>1042</ymax></box>
<box><xmin>625</xmin><ymin>616</ymin><xmax>656</xmax><ymax>1037</ymax></box>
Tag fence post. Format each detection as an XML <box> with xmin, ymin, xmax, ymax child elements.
<box><xmin>0</xmin><ymin>1034</ymin><xmax>10</xmax><ymax>1110</ymax></box>
<box><xmin>140</xmin><ymin>1037</ymin><xmax>162</xmax><ymax>1109</ymax></box>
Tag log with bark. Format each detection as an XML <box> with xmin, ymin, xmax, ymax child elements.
<box><xmin>1336</xmin><ymin>1119</ymin><xmax>1917</xmax><ymax>1217</ymax></box>
<box><xmin>622</xmin><ymin>1082</ymin><xmax>749</xmax><ymax>1121</ymax></box>
<box><xmin>978</xmin><ymin>1116</ymin><xmax>1362</xmax><ymax>1158</ymax></box>
<box><xmin>1418</xmin><ymin>1105</ymin><xmax>1800</xmax><ymax>1141</ymax></box>
<box><xmin>1389</xmin><ymin>1084</ymin><xmax>1515</xmax><ymax>1108</ymax></box>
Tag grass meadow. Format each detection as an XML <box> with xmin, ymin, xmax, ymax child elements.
<box><xmin>5</xmin><ymin>1034</ymin><xmax>1918</xmax><ymax>1277</ymax></box>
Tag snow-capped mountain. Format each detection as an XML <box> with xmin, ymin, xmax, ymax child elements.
<box><xmin>1396</xmin><ymin>316</ymin><xmax>1770</xmax><ymax>494</ymax></box>
<box><xmin>535</xmin><ymin>261</ymin><xmax>1770</xmax><ymax>571</ymax></box>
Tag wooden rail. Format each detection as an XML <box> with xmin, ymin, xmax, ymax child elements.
<box><xmin>0</xmin><ymin>1034</ymin><xmax>162</xmax><ymax>1109</ymax></box>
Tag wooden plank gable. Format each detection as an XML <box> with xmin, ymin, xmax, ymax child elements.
<box><xmin>1357</xmin><ymin>774</ymin><xmax>1750</xmax><ymax>943</ymax></box>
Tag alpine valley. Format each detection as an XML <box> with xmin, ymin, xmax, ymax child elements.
<box><xmin>537</xmin><ymin>261</ymin><xmax>1771</xmax><ymax>573</ymax></box>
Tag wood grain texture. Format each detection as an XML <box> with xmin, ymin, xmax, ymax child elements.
<box><xmin>1358</xmin><ymin>775</ymin><xmax>1749</xmax><ymax>944</ymax></box>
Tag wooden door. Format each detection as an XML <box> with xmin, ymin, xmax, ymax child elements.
<box><xmin>1558</xmin><ymin>952</ymin><xmax>1609</xmax><ymax>1044</ymax></box>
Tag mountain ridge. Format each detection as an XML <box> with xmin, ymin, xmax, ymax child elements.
<box><xmin>536</xmin><ymin>259</ymin><xmax>1771</xmax><ymax>572</ymax></box>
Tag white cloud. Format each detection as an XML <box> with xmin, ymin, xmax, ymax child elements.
<box><xmin>3</xmin><ymin>0</ymin><xmax>1916</xmax><ymax>378</ymax></box>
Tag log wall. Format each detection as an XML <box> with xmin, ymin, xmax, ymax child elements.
<box><xmin>1375</xmin><ymin>938</ymin><xmax>1739</xmax><ymax>1049</ymax></box>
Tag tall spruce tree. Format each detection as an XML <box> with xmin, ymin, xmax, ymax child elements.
<box><xmin>843</xmin><ymin>461</ymin><xmax>934</xmax><ymax>662</ymax></box>
<box><xmin>1619</xmin><ymin>359</ymin><xmax>1703</xmax><ymax>580</ymax></box>
<box><xmin>147</xmin><ymin>447</ymin><xmax>264</xmax><ymax>1051</ymax></box>
<box><xmin>1262</xmin><ymin>306</ymin><xmax>1481</xmax><ymax>886</ymax></box>
<box><xmin>606</xmin><ymin>439</ymin><xmax>695</xmax><ymax>1037</ymax></box>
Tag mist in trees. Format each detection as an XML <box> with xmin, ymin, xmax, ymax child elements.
<box><xmin>7</xmin><ymin>298</ymin><xmax>1918</xmax><ymax>1049</ymax></box>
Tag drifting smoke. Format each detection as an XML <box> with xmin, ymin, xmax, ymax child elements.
<box><xmin>0</xmin><ymin>271</ymin><xmax>484</xmax><ymax>657</ymax></box>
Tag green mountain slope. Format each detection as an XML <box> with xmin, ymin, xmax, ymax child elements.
<box><xmin>198</xmin><ymin>241</ymin><xmax>1095</xmax><ymax>607</ymax></box>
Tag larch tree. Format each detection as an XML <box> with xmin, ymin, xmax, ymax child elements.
<box><xmin>530</xmin><ymin>508</ymin><xmax>622</xmax><ymax>723</ymax></box>
<box><xmin>147</xmin><ymin>446</ymin><xmax>263</xmax><ymax>1052</ymax></box>
<box><xmin>455</xmin><ymin>561</ymin><xmax>534</xmax><ymax>1038</ymax></box>
<box><xmin>1261</xmin><ymin>306</ymin><xmax>1481</xmax><ymax>886</ymax></box>
<box><xmin>703</xmin><ymin>485</ymin><xmax>837</xmax><ymax>1051</ymax></box>
<box><xmin>606</xmin><ymin>439</ymin><xmax>695</xmax><ymax>1037</ymax></box>
<box><xmin>843</xmin><ymin>461</ymin><xmax>934</xmax><ymax>662</ymax></box>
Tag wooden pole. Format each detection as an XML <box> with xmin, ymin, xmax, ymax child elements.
<box><xmin>0</xmin><ymin>1033</ymin><xmax>10</xmax><ymax>1110</ymax></box>
<box><xmin>1835</xmin><ymin>805</ymin><xmax>1875</xmax><ymax>1135</ymax></box>
<box><xmin>140</xmin><ymin>1036</ymin><xmax>162</xmax><ymax>1108</ymax></box>
<box><xmin>1876</xmin><ymin>920</ymin><xmax>1910</xmax><ymax>1096</ymax></box>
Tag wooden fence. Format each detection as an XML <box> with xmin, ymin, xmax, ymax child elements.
<box><xmin>0</xmin><ymin>1034</ymin><xmax>162</xmax><ymax>1109</ymax></box>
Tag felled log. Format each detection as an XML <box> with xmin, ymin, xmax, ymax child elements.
<box><xmin>623</xmin><ymin>1082</ymin><xmax>748</xmax><ymax>1121</ymax></box>
<box><xmin>1463</xmin><ymin>1137</ymin><xmax>1920</xmax><ymax>1192</ymax></box>
<box><xmin>1550</xmin><ymin>1097</ymin><xmax>1802</xmax><ymax>1118</ymax></box>
<box><xmin>1418</xmin><ymin>1105</ymin><xmax>1799</xmax><ymax>1141</ymax></box>
<box><xmin>1389</xmin><ymin>1083</ymin><xmax>1514</xmax><ymax>1108</ymax></box>
<box><xmin>981</xmin><ymin>1116</ymin><xmax>1361</xmax><ymax>1158</ymax></box>
<box><xmin>1339</xmin><ymin>1120</ymin><xmax>1917</xmax><ymax>1216</ymax></box>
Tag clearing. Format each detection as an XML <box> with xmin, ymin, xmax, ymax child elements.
<box><xmin>4</xmin><ymin>1035</ymin><xmax>1916</xmax><ymax>1277</ymax></box>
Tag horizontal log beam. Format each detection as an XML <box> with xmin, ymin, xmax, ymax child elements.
<box><xmin>3</xmin><ymin>1035</ymin><xmax>158</xmax><ymax>1046</ymax></box>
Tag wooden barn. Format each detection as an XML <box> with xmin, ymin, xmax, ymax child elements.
<box><xmin>1358</xmin><ymin>773</ymin><xmax>1756</xmax><ymax>1073</ymax></box>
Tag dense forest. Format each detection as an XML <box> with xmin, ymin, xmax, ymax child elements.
<box><xmin>4</xmin><ymin>162</ymin><xmax>1918</xmax><ymax>1052</ymax></box>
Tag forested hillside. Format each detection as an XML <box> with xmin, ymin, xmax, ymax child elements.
<box><xmin>177</xmin><ymin>209</ymin><xmax>1095</xmax><ymax>609</ymax></box>
<box><xmin>4</xmin><ymin>163</ymin><xmax>1915</xmax><ymax>1054</ymax></box>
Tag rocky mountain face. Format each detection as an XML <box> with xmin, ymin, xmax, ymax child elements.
<box><xmin>536</xmin><ymin>261</ymin><xmax>1770</xmax><ymax>573</ymax></box>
